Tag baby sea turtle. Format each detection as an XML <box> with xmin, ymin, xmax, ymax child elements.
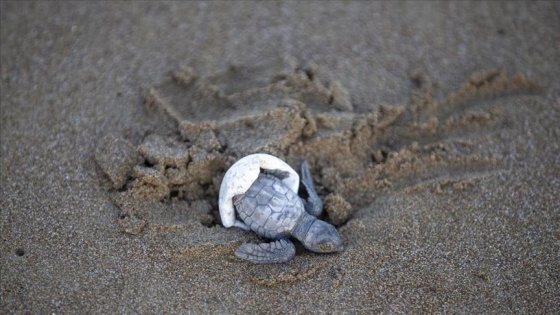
<box><xmin>219</xmin><ymin>154</ymin><xmax>343</xmax><ymax>263</ymax></box>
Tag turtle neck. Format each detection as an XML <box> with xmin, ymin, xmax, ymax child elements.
<box><xmin>292</xmin><ymin>211</ymin><xmax>316</xmax><ymax>242</ymax></box>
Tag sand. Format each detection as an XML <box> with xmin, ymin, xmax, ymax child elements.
<box><xmin>1</xmin><ymin>2</ymin><xmax>559</xmax><ymax>313</ymax></box>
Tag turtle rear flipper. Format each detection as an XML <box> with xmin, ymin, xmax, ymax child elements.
<box><xmin>301</xmin><ymin>161</ymin><xmax>323</xmax><ymax>217</ymax></box>
<box><xmin>235</xmin><ymin>239</ymin><xmax>295</xmax><ymax>263</ymax></box>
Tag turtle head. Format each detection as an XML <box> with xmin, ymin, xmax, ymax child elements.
<box><xmin>301</xmin><ymin>219</ymin><xmax>343</xmax><ymax>253</ymax></box>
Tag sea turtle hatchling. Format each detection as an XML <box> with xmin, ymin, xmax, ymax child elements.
<box><xmin>219</xmin><ymin>154</ymin><xmax>343</xmax><ymax>263</ymax></box>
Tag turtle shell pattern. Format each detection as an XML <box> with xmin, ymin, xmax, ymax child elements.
<box><xmin>233</xmin><ymin>173</ymin><xmax>303</xmax><ymax>239</ymax></box>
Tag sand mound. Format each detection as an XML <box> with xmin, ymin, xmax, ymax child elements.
<box><xmin>95</xmin><ymin>58</ymin><xmax>541</xmax><ymax>234</ymax></box>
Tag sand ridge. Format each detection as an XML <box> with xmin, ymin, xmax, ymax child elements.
<box><xmin>95</xmin><ymin>58</ymin><xmax>541</xmax><ymax>240</ymax></box>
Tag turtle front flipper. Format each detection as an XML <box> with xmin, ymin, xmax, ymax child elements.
<box><xmin>235</xmin><ymin>239</ymin><xmax>296</xmax><ymax>263</ymax></box>
<box><xmin>301</xmin><ymin>161</ymin><xmax>323</xmax><ymax>217</ymax></box>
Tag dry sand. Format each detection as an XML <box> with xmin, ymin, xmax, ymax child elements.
<box><xmin>1</xmin><ymin>2</ymin><xmax>559</xmax><ymax>313</ymax></box>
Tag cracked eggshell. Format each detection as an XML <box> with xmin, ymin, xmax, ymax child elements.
<box><xmin>219</xmin><ymin>154</ymin><xmax>299</xmax><ymax>228</ymax></box>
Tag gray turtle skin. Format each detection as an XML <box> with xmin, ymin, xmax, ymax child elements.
<box><xmin>232</xmin><ymin>161</ymin><xmax>343</xmax><ymax>263</ymax></box>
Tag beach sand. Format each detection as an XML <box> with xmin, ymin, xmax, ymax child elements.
<box><xmin>1</xmin><ymin>2</ymin><xmax>559</xmax><ymax>313</ymax></box>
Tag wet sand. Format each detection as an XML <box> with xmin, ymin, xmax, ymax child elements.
<box><xmin>1</xmin><ymin>2</ymin><xmax>559</xmax><ymax>313</ymax></box>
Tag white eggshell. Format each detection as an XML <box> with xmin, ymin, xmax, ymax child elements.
<box><xmin>219</xmin><ymin>154</ymin><xmax>299</xmax><ymax>228</ymax></box>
